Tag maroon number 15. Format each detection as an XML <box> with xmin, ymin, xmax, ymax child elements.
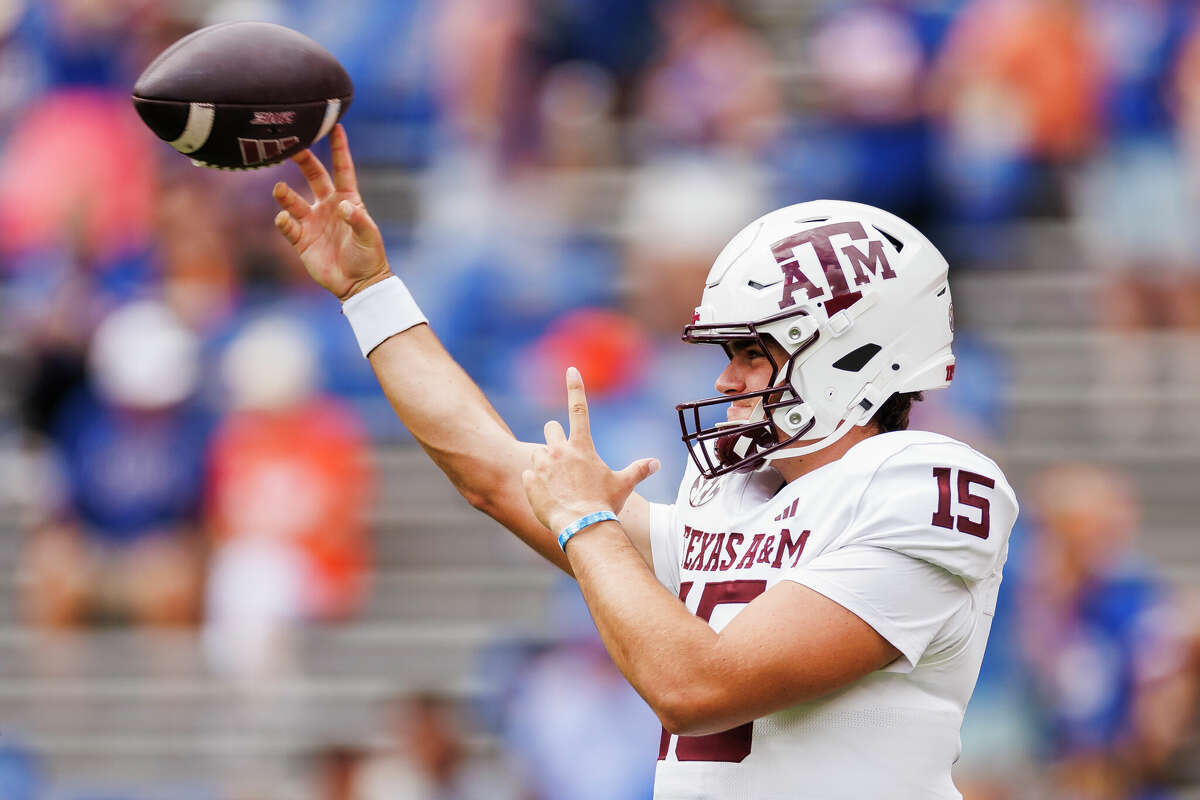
<box><xmin>931</xmin><ymin>467</ymin><xmax>995</xmax><ymax>539</ymax></box>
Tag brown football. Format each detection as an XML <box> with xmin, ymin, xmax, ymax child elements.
<box><xmin>132</xmin><ymin>21</ymin><xmax>353</xmax><ymax>170</ymax></box>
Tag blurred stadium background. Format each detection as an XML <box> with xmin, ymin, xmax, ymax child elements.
<box><xmin>0</xmin><ymin>0</ymin><xmax>1199</xmax><ymax>797</ymax></box>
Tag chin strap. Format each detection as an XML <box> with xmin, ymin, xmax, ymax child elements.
<box><xmin>762</xmin><ymin>411</ymin><xmax>863</xmax><ymax>462</ymax></box>
<box><xmin>762</xmin><ymin>382</ymin><xmax>883</xmax><ymax>462</ymax></box>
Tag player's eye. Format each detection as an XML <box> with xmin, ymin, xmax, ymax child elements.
<box><xmin>726</xmin><ymin>341</ymin><xmax>767</xmax><ymax>362</ymax></box>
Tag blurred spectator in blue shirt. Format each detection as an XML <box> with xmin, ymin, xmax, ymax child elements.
<box><xmin>497</xmin><ymin>581</ymin><xmax>659</xmax><ymax>800</ymax></box>
<box><xmin>1070</xmin><ymin>0</ymin><xmax>1200</xmax><ymax>443</ymax></box>
<box><xmin>0</xmin><ymin>2</ymin><xmax>48</xmax><ymax>139</ymax></box>
<box><xmin>22</xmin><ymin>301</ymin><xmax>211</xmax><ymax>628</ymax></box>
<box><xmin>633</xmin><ymin>0</ymin><xmax>784</xmax><ymax>158</ymax></box>
<box><xmin>780</xmin><ymin>2</ymin><xmax>934</xmax><ymax>225</ymax></box>
<box><xmin>0</xmin><ymin>88</ymin><xmax>159</xmax><ymax>439</ymax></box>
<box><xmin>0</xmin><ymin>740</ymin><xmax>44</xmax><ymax>800</ymax></box>
<box><xmin>265</xmin><ymin>0</ymin><xmax>440</xmax><ymax>166</ymax></box>
<box><xmin>406</xmin><ymin>55</ymin><xmax>625</xmax><ymax>410</ymax></box>
<box><xmin>18</xmin><ymin>0</ymin><xmax>153</xmax><ymax>89</ymax></box>
<box><xmin>1015</xmin><ymin>464</ymin><xmax>1198</xmax><ymax>800</ymax></box>
<box><xmin>524</xmin><ymin>0</ymin><xmax>656</xmax><ymax>85</ymax></box>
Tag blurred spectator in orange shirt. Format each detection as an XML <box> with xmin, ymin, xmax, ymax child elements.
<box><xmin>934</xmin><ymin>0</ymin><xmax>1101</xmax><ymax>159</ymax></box>
<box><xmin>204</xmin><ymin>315</ymin><xmax>373</xmax><ymax>678</ymax></box>
<box><xmin>930</xmin><ymin>0</ymin><xmax>1102</xmax><ymax>223</ymax></box>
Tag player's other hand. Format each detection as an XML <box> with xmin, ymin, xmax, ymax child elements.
<box><xmin>523</xmin><ymin>367</ymin><xmax>660</xmax><ymax>535</ymax></box>
<box><xmin>272</xmin><ymin>124</ymin><xmax>391</xmax><ymax>302</ymax></box>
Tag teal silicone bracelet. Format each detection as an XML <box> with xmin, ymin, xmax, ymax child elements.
<box><xmin>557</xmin><ymin>510</ymin><xmax>619</xmax><ymax>551</ymax></box>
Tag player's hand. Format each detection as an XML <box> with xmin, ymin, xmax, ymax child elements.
<box><xmin>522</xmin><ymin>367</ymin><xmax>660</xmax><ymax>535</ymax></box>
<box><xmin>272</xmin><ymin>124</ymin><xmax>391</xmax><ymax>302</ymax></box>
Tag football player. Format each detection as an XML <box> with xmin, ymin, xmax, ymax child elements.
<box><xmin>272</xmin><ymin>125</ymin><xmax>1018</xmax><ymax>799</ymax></box>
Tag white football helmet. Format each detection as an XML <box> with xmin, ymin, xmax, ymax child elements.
<box><xmin>677</xmin><ymin>200</ymin><xmax>955</xmax><ymax>478</ymax></box>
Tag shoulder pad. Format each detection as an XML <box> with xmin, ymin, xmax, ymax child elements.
<box><xmin>838</xmin><ymin>435</ymin><xmax>1018</xmax><ymax>581</ymax></box>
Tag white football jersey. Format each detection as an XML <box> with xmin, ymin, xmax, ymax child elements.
<box><xmin>647</xmin><ymin>430</ymin><xmax>1018</xmax><ymax>800</ymax></box>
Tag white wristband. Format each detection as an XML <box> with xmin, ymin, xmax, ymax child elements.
<box><xmin>341</xmin><ymin>275</ymin><xmax>427</xmax><ymax>357</ymax></box>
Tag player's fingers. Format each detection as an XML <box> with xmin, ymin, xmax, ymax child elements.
<box><xmin>543</xmin><ymin>420</ymin><xmax>566</xmax><ymax>446</ymax></box>
<box><xmin>614</xmin><ymin>458</ymin><xmax>661</xmax><ymax>492</ymax></box>
<box><xmin>272</xmin><ymin>181</ymin><xmax>310</xmax><ymax>219</ymax></box>
<box><xmin>274</xmin><ymin>210</ymin><xmax>302</xmax><ymax>247</ymax></box>
<box><xmin>291</xmin><ymin>149</ymin><xmax>335</xmax><ymax>199</ymax></box>
<box><xmin>337</xmin><ymin>200</ymin><xmax>377</xmax><ymax>243</ymax></box>
<box><xmin>330</xmin><ymin>124</ymin><xmax>359</xmax><ymax>195</ymax></box>
<box><xmin>565</xmin><ymin>366</ymin><xmax>591</xmax><ymax>444</ymax></box>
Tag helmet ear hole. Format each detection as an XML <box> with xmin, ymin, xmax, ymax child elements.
<box><xmin>831</xmin><ymin>343</ymin><xmax>882</xmax><ymax>372</ymax></box>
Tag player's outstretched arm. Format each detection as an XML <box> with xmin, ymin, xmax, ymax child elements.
<box><xmin>272</xmin><ymin>125</ymin><xmax>651</xmax><ymax>573</ymax></box>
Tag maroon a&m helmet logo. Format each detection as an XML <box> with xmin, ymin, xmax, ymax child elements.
<box><xmin>772</xmin><ymin>221</ymin><xmax>897</xmax><ymax>315</ymax></box>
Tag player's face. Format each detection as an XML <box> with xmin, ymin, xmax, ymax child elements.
<box><xmin>715</xmin><ymin>339</ymin><xmax>788</xmax><ymax>422</ymax></box>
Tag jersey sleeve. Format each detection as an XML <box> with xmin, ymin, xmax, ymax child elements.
<box><xmin>780</xmin><ymin>439</ymin><xmax>1017</xmax><ymax>670</ymax></box>
<box><xmin>846</xmin><ymin>442</ymin><xmax>1018</xmax><ymax>582</ymax></box>
<box><xmin>648</xmin><ymin>501</ymin><xmax>682</xmax><ymax>595</ymax></box>
<box><xmin>782</xmin><ymin>545</ymin><xmax>973</xmax><ymax>671</ymax></box>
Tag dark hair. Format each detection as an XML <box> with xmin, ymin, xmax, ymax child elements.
<box><xmin>873</xmin><ymin>391</ymin><xmax>923</xmax><ymax>433</ymax></box>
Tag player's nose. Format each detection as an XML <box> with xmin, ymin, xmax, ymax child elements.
<box><xmin>715</xmin><ymin>359</ymin><xmax>744</xmax><ymax>395</ymax></box>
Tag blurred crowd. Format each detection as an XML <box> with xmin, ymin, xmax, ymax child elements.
<box><xmin>1</xmin><ymin>0</ymin><xmax>1199</xmax><ymax>797</ymax></box>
